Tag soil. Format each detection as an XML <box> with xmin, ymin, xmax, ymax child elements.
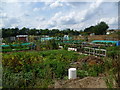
<box><xmin>50</xmin><ymin>77</ymin><xmax>107</xmax><ymax>88</ymax></box>
<box><xmin>72</xmin><ymin>56</ymin><xmax>104</xmax><ymax>66</ymax></box>
<box><xmin>70</xmin><ymin>56</ymin><xmax>104</xmax><ymax>70</ymax></box>
<box><xmin>80</xmin><ymin>56</ymin><xmax>103</xmax><ymax>64</ymax></box>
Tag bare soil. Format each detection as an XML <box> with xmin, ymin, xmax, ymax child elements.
<box><xmin>50</xmin><ymin>77</ymin><xmax>107</xmax><ymax>88</ymax></box>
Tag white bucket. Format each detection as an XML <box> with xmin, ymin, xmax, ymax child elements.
<box><xmin>68</xmin><ymin>68</ymin><xmax>76</xmax><ymax>79</ymax></box>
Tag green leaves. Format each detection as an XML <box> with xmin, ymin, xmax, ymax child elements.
<box><xmin>106</xmin><ymin>46</ymin><xmax>120</xmax><ymax>59</ymax></box>
<box><xmin>84</xmin><ymin>21</ymin><xmax>109</xmax><ymax>35</ymax></box>
<box><xmin>2</xmin><ymin>50</ymin><xmax>80</xmax><ymax>88</ymax></box>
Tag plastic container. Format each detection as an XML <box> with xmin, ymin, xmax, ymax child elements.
<box><xmin>68</xmin><ymin>68</ymin><xmax>76</xmax><ymax>79</ymax></box>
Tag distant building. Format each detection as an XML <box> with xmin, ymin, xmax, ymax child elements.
<box><xmin>10</xmin><ymin>37</ymin><xmax>16</xmax><ymax>41</ymax></box>
<box><xmin>92</xmin><ymin>40</ymin><xmax>120</xmax><ymax>46</ymax></box>
<box><xmin>64</xmin><ymin>35</ymin><xmax>71</xmax><ymax>40</ymax></box>
<box><xmin>90</xmin><ymin>33</ymin><xmax>95</xmax><ymax>36</ymax></box>
<box><xmin>5</xmin><ymin>36</ymin><xmax>16</xmax><ymax>42</ymax></box>
<box><xmin>16</xmin><ymin>35</ymin><xmax>28</xmax><ymax>42</ymax></box>
<box><xmin>106</xmin><ymin>29</ymin><xmax>120</xmax><ymax>35</ymax></box>
<box><xmin>41</xmin><ymin>35</ymin><xmax>49</xmax><ymax>38</ymax></box>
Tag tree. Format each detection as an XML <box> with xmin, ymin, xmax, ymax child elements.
<box><xmin>94</xmin><ymin>22</ymin><xmax>109</xmax><ymax>35</ymax></box>
<box><xmin>84</xmin><ymin>26</ymin><xmax>94</xmax><ymax>35</ymax></box>
<box><xmin>83</xmin><ymin>21</ymin><xmax>109</xmax><ymax>35</ymax></box>
<box><xmin>116</xmin><ymin>31</ymin><xmax>120</xmax><ymax>40</ymax></box>
<box><xmin>28</xmin><ymin>28</ymin><xmax>37</xmax><ymax>35</ymax></box>
<box><xmin>19</xmin><ymin>27</ymin><xmax>29</xmax><ymax>35</ymax></box>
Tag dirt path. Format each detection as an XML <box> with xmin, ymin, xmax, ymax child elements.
<box><xmin>52</xmin><ymin>77</ymin><xmax>107</xmax><ymax>88</ymax></box>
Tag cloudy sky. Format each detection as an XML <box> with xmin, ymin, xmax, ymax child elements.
<box><xmin>0</xmin><ymin>0</ymin><xmax>118</xmax><ymax>30</ymax></box>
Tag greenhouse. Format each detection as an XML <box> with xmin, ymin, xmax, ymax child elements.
<box><xmin>92</xmin><ymin>40</ymin><xmax>120</xmax><ymax>46</ymax></box>
<box><xmin>1</xmin><ymin>43</ymin><xmax>34</xmax><ymax>52</ymax></box>
<box><xmin>40</xmin><ymin>36</ymin><xmax>72</xmax><ymax>41</ymax></box>
<box><xmin>0</xmin><ymin>43</ymin><xmax>32</xmax><ymax>47</ymax></box>
<box><xmin>59</xmin><ymin>40</ymin><xmax>83</xmax><ymax>44</ymax></box>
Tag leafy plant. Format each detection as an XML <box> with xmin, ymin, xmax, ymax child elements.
<box><xmin>2</xmin><ymin>50</ymin><xmax>81</xmax><ymax>88</ymax></box>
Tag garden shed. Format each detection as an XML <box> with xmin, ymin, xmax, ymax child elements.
<box><xmin>16</xmin><ymin>35</ymin><xmax>28</xmax><ymax>42</ymax></box>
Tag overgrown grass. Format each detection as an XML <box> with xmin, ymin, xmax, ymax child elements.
<box><xmin>2</xmin><ymin>50</ymin><xmax>83</xmax><ymax>88</ymax></box>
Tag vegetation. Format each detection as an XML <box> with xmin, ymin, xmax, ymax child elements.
<box><xmin>1</xmin><ymin>20</ymin><xmax>120</xmax><ymax>88</ymax></box>
<box><xmin>84</xmin><ymin>22</ymin><xmax>109</xmax><ymax>35</ymax></box>
<box><xmin>105</xmin><ymin>46</ymin><xmax>120</xmax><ymax>88</ymax></box>
<box><xmin>2</xmin><ymin>50</ymin><xmax>83</xmax><ymax>88</ymax></box>
<box><xmin>2</xmin><ymin>45</ymin><xmax>120</xmax><ymax>88</ymax></box>
<box><xmin>77</xmin><ymin>64</ymin><xmax>104</xmax><ymax>78</ymax></box>
<box><xmin>106</xmin><ymin>46</ymin><xmax>120</xmax><ymax>59</ymax></box>
<box><xmin>2</xmin><ymin>21</ymin><xmax>109</xmax><ymax>38</ymax></box>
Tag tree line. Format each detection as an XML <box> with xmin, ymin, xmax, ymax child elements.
<box><xmin>2</xmin><ymin>21</ymin><xmax>109</xmax><ymax>38</ymax></box>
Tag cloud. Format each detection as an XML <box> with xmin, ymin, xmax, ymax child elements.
<box><xmin>50</xmin><ymin>1</ymin><xmax>63</xmax><ymax>8</ymax></box>
<box><xmin>48</xmin><ymin>12</ymin><xmax>77</xmax><ymax>26</ymax></box>
<box><xmin>2</xmin><ymin>17</ymin><xmax>20</xmax><ymax>28</ymax></box>
<box><xmin>43</xmin><ymin>0</ymin><xmax>64</xmax><ymax>9</ymax></box>
<box><xmin>33</xmin><ymin>7</ymin><xmax>41</xmax><ymax>12</ymax></box>
<box><xmin>36</xmin><ymin>17</ymin><xmax>45</xmax><ymax>21</ymax></box>
<box><xmin>1</xmin><ymin>1</ymin><xmax>118</xmax><ymax>30</ymax></box>
<box><xmin>0</xmin><ymin>13</ymin><xmax>7</xmax><ymax>18</ymax></box>
<box><xmin>45</xmin><ymin>11</ymin><xmax>85</xmax><ymax>29</ymax></box>
<box><xmin>99</xmin><ymin>17</ymin><xmax>118</xmax><ymax>24</ymax></box>
<box><xmin>49</xmin><ymin>0</ymin><xmax>105</xmax><ymax>26</ymax></box>
<box><xmin>45</xmin><ymin>1</ymin><xmax>117</xmax><ymax>30</ymax></box>
<box><xmin>81</xmin><ymin>0</ymin><xmax>104</xmax><ymax>22</ymax></box>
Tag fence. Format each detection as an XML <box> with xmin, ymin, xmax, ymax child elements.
<box><xmin>84</xmin><ymin>47</ymin><xmax>106</xmax><ymax>57</ymax></box>
<box><xmin>66</xmin><ymin>46</ymin><xmax>107</xmax><ymax>57</ymax></box>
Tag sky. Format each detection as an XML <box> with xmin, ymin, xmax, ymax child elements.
<box><xmin>0</xmin><ymin>0</ymin><xmax>118</xmax><ymax>30</ymax></box>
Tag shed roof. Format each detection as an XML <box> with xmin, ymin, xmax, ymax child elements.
<box><xmin>16</xmin><ymin>35</ymin><xmax>28</xmax><ymax>37</ymax></box>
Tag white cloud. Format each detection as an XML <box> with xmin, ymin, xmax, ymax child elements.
<box><xmin>44</xmin><ymin>0</ymin><xmax>116</xmax><ymax>30</ymax></box>
<box><xmin>0</xmin><ymin>23</ymin><xmax>4</xmax><ymax>28</ymax></box>
<box><xmin>45</xmin><ymin>11</ymin><xmax>86</xmax><ymax>29</ymax></box>
<box><xmin>1</xmin><ymin>1</ymin><xmax>118</xmax><ymax>30</ymax></box>
<box><xmin>2</xmin><ymin>17</ymin><xmax>20</xmax><ymax>28</ymax></box>
<box><xmin>81</xmin><ymin>0</ymin><xmax>104</xmax><ymax>22</ymax></box>
<box><xmin>43</xmin><ymin>0</ymin><xmax>64</xmax><ymax>8</ymax></box>
<box><xmin>50</xmin><ymin>1</ymin><xmax>63</xmax><ymax>8</ymax></box>
<box><xmin>99</xmin><ymin>17</ymin><xmax>118</xmax><ymax>24</ymax></box>
<box><xmin>33</xmin><ymin>7</ymin><xmax>41</xmax><ymax>12</ymax></box>
<box><xmin>0</xmin><ymin>13</ymin><xmax>7</xmax><ymax>18</ymax></box>
<box><xmin>36</xmin><ymin>17</ymin><xmax>45</xmax><ymax>21</ymax></box>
